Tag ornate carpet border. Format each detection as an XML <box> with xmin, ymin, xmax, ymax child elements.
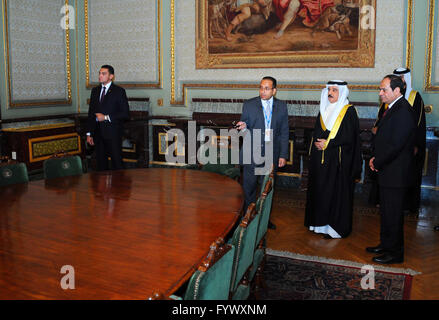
<box><xmin>266</xmin><ymin>249</ymin><xmax>422</xmax><ymax>276</ymax></box>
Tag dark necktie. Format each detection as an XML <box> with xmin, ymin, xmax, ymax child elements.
<box><xmin>100</xmin><ymin>87</ymin><xmax>106</xmax><ymax>103</ymax></box>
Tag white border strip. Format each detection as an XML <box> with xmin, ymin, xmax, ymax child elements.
<box><xmin>266</xmin><ymin>248</ymin><xmax>421</xmax><ymax>276</ymax></box>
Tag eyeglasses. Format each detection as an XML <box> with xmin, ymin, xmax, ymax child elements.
<box><xmin>260</xmin><ymin>86</ymin><xmax>273</xmax><ymax>92</ymax></box>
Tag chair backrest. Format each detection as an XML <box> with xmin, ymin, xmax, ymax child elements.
<box><xmin>184</xmin><ymin>238</ymin><xmax>235</xmax><ymax>300</ymax></box>
<box><xmin>43</xmin><ymin>155</ymin><xmax>83</xmax><ymax>180</ymax></box>
<box><xmin>0</xmin><ymin>163</ymin><xmax>29</xmax><ymax>187</ymax></box>
<box><xmin>255</xmin><ymin>177</ymin><xmax>274</xmax><ymax>246</ymax></box>
<box><xmin>259</xmin><ymin>165</ymin><xmax>274</xmax><ymax>197</ymax></box>
<box><xmin>229</xmin><ymin>202</ymin><xmax>260</xmax><ymax>293</ymax></box>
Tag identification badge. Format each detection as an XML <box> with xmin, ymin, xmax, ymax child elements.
<box><xmin>265</xmin><ymin>129</ymin><xmax>272</xmax><ymax>142</ymax></box>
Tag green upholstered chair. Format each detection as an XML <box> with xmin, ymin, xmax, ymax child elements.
<box><xmin>248</xmin><ymin>176</ymin><xmax>274</xmax><ymax>284</ymax></box>
<box><xmin>256</xmin><ymin>172</ymin><xmax>275</xmax><ymax>248</ymax></box>
<box><xmin>170</xmin><ymin>238</ymin><xmax>235</xmax><ymax>300</ymax></box>
<box><xmin>43</xmin><ymin>155</ymin><xmax>83</xmax><ymax>180</ymax></box>
<box><xmin>0</xmin><ymin>163</ymin><xmax>29</xmax><ymax>187</ymax></box>
<box><xmin>185</xmin><ymin>238</ymin><xmax>235</xmax><ymax>300</ymax></box>
<box><xmin>229</xmin><ymin>202</ymin><xmax>260</xmax><ymax>300</ymax></box>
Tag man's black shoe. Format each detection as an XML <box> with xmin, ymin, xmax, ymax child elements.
<box><xmin>372</xmin><ymin>253</ymin><xmax>403</xmax><ymax>264</ymax></box>
<box><xmin>366</xmin><ymin>246</ymin><xmax>386</xmax><ymax>254</ymax></box>
<box><xmin>268</xmin><ymin>221</ymin><xmax>276</xmax><ymax>230</ymax></box>
<box><xmin>434</xmin><ymin>225</ymin><xmax>439</xmax><ymax>231</ymax></box>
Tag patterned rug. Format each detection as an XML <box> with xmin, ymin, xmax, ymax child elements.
<box><xmin>256</xmin><ymin>250</ymin><xmax>420</xmax><ymax>300</ymax></box>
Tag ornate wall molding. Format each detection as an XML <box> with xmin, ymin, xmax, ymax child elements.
<box><xmin>425</xmin><ymin>0</ymin><xmax>439</xmax><ymax>91</ymax></box>
<box><xmin>190</xmin><ymin>98</ymin><xmax>379</xmax><ymax>120</ymax></box>
<box><xmin>406</xmin><ymin>0</ymin><xmax>414</xmax><ymax>69</ymax></box>
<box><xmin>2</xmin><ymin>0</ymin><xmax>72</xmax><ymax>108</ymax></box>
<box><xmin>171</xmin><ymin>0</ymin><xmax>176</xmax><ymax>103</ymax></box>
<box><xmin>85</xmin><ymin>0</ymin><xmax>162</xmax><ymax>88</ymax></box>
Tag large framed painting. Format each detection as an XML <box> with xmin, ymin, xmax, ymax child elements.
<box><xmin>196</xmin><ymin>0</ymin><xmax>376</xmax><ymax>68</ymax></box>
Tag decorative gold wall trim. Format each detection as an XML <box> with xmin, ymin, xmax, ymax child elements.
<box><xmin>406</xmin><ymin>0</ymin><xmax>414</xmax><ymax>69</ymax></box>
<box><xmin>122</xmin><ymin>143</ymin><xmax>136</xmax><ymax>153</ymax></box>
<box><xmin>84</xmin><ymin>0</ymin><xmax>90</xmax><ymax>89</ymax></box>
<box><xmin>171</xmin><ymin>83</ymin><xmax>381</xmax><ymax>106</ymax></box>
<box><xmin>425</xmin><ymin>0</ymin><xmax>439</xmax><ymax>91</ymax></box>
<box><xmin>107</xmin><ymin>157</ymin><xmax>139</xmax><ymax>163</ymax></box>
<box><xmin>3</xmin><ymin>0</ymin><xmax>72</xmax><ymax>108</ymax></box>
<box><xmin>1</xmin><ymin>0</ymin><xmax>9</xmax><ymax>109</ymax></box>
<box><xmin>286</xmin><ymin>140</ymin><xmax>294</xmax><ymax>166</ymax></box>
<box><xmin>170</xmin><ymin>0</ymin><xmax>176</xmax><ymax>103</ymax></box>
<box><xmin>276</xmin><ymin>172</ymin><xmax>301</xmax><ymax>178</ymax></box>
<box><xmin>85</xmin><ymin>0</ymin><xmax>162</xmax><ymax>89</ymax></box>
<box><xmin>75</xmin><ymin>0</ymin><xmax>80</xmax><ymax>113</ymax></box>
<box><xmin>65</xmin><ymin>0</ymin><xmax>72</xmax><ymax>104</ymax></box>
<box><xmin>2</xmin><ymin>123</ymin><xmax>74</xmax><ymax>133</ymax></box>
<box><xmin>172</xmin><ymin>83</ymin><xmax>380</xmax><ymax>106</ymax></box>
<box><xmin>158</xmin><ymin>132</ymin><xmax>168</xmax><ymax>155</ymax></box>
<box><xmin>152</xmin><ymin>123</ymin><xmax>176</xmax><ymax>127</ymax></box>
<box><xmin>158</xmin><ymin>131</ymin><xmax>184</xmax><ymax>156</ymax></box>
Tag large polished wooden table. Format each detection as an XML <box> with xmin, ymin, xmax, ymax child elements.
<box><xmin>0</xmin><ymin>168</ymin><xmax>243</xmax><ymax>299</ymax></box>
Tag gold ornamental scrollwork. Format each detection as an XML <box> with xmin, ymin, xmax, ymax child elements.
<box><xmin>425</xmin><ymin>0</ymin><xmax>439</xmax><ymax>91</ymax></box>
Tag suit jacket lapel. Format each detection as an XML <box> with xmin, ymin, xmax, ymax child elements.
<box><xmin>378</xmin><ymin>98</ymin><xmax>400</xmax><ymax>127</ymax></box>
<box><xmin>271</xmin><ymin>98</ymin><xmax>279</xmax><ymax>129</ymax></box>
<box><xmin>256</xmin><ymin>99</ymin><xmax>265</xmax><ymax>129</ymax></box>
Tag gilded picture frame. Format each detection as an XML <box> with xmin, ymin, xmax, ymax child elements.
<box><xmin>196</xmin><ymin>0</ymin><xmax>376</xmax><ymax>69</ymax></box>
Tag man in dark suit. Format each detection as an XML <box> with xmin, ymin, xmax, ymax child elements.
<box><xmin>236</xmin><ymin>76</ymin><xmax>289</xmax><ymax>228</ymax></box>
<box><xmin>367</xmin><ymin>75</ymin><xmax>416</xmax><ymax>264</ymax></box>
<box><xmin>87</xmin><ymin>65</ymin><xmax>130</xmax><ymax>171</ymax></box>
<box><xmin>393</xmin><ymin>68</ymin><xmax>426</xmax><ymax>214</ymax></box>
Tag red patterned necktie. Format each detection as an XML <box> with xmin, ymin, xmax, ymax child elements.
<box><xmin>100</xmin><ymin>86</ymin><xmax>106</xmax><ymax>103</ymax></box>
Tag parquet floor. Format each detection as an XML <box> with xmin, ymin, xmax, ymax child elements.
<box><xmin>266</xmin><ymin>187</ymin><xmax>439</xmax><ymax>300</ymax></box>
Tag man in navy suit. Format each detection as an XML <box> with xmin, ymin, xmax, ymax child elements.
<box><xmin>236</xmin><ymin>76</ymin><xmax>289</xmax><ymax>228</ymax></box>
<box><xmin>367</xmin><ymin>75</ymin><xmax>416</xmax><ymax>264</ymax></box>
<box><xmin>87</xmin><ymin>65</ymin><xmax>130</xmax><ymax>171</ymax></box>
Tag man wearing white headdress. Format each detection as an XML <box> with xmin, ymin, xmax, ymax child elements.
<box><xmin>305</xmin><ymin>80</ymin><xmax>362</xmax><ymax>239</ymax></box>
<box><xmin>369</xmin><ymin>68</ymin><xmax>425</xmax><ymax>212</ymax></box>
<box><xmin>393</xmin><ymin>68</ymin><xmax>426</xmax><ymax>214</ymax></box>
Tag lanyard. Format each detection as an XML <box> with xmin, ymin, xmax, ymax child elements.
<box><xmin>262</xmin><ymin>100</ymin><xmax>273</xmax><ymax>129</ymax></box>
